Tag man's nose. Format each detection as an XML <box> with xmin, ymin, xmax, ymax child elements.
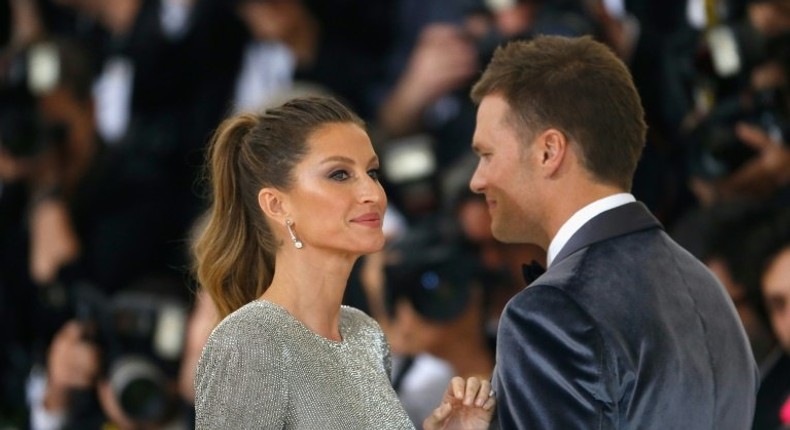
<box><xmin>469</xmin><ymin>163</ymin><xmax>485</xmax><ymax>193</ymax></box>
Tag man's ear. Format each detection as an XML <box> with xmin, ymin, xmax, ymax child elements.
<box><xmin>258</xmin><ymin>187</ymin><xmax>288</xmax><ymax>223</ymax></box>
<box><xmin>535</xmin><ymin>128</ymin><xmax>568</xmax><ymax>176</ymax></box>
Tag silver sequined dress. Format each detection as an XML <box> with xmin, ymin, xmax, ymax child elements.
<box><xmin>195</xmin><ymin>300</ymin><xmax>416</xmax><ymax>430</ymax></box>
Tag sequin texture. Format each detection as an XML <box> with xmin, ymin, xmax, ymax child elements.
<box><xmin>195</xmin><ymin>300</ymin><xmax>416</xmax><ymax>429</ymax></box>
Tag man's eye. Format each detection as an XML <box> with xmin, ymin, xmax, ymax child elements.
<box><xmin>330</xmin><ymin>170</ymin><xmax>350</xmax><ymax>181</ymax></box>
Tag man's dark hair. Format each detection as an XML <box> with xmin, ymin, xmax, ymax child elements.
<box><xmin>471</xmin><ymin>35</ymin><xmax>647</xmax><ymax>190</ymax></box>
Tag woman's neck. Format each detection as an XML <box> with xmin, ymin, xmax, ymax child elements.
<box><xmin>262</xmin><ymin>251</ymin><xmax>356</xmax><ymax>341</ymax></box>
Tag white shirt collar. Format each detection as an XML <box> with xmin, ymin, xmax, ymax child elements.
<box><xmin>546</xmin><ymin>193</ymin><xmax>636</xmax><ymax>267</ymax></box>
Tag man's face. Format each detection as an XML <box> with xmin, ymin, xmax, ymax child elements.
<box><xmin>469</xmin><ymin>94</ymin><xmax>543</xmax><ymax>246</ymax></box>
<box><xmin>763</xmin><ymin>247</ymin><xmax>790</xmax><ymax>352</ymax></box>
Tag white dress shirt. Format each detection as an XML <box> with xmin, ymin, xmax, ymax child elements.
<box><xmin>546</xmin><ymin>193</ymin><xmax>636</xmax><ymax>267</ymax></box>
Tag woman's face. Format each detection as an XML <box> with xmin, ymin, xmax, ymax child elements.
<box><xmin>286</xmin><ymin>122</ymin><xmax>387</xmax><ymax>256</ymax></box>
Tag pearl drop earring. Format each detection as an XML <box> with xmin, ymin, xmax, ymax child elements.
<box><xmin>285</xmin><ymin>219</ymin><xmax>303</xmax><ymax>249</ymax></box>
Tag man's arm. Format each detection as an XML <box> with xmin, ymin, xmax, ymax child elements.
<box><xmin>494</xmin><ymin>285</ymin><xmax>611</xmax><ymax>429</ymax></box>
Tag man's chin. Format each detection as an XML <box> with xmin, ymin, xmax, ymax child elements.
<box><xmin>490</xmin><ymin>224</ymin><xmax>513</xmax><ymax>243</ymax></box>
<box><xmin>492</xmin><ymin>223</ymin><xmax>532</xmax><ymax>245</ymax></box>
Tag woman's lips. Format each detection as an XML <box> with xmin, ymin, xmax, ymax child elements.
<box><xmin>351</xmin><ymin>213</ymin><xmax>382</xmax><ymax>227</ymax></box>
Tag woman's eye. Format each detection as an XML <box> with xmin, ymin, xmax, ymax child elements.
<box><xmin>329</xmin><ymin>170</ymin><xmax>350</xmax><ymax>181</ymax></box>
<box><xmin>368</xmin><ymin>169</ymin><xmax>380</xmax><ymax>181</ymax></box>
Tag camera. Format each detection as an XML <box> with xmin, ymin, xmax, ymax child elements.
<box><xmin>688</xmin><ymin>86</ymin><xmax>789</xmax><ymax>179</ymax></box>
<box><xmin>385</xmin><ymin>245</ymin><xmax>480</xmax><ymax>322</ymax></box>
<box><xmin>72</xmin><ymin>280</ymin><xmax>188</xmax><ymax>425</ymax></box>
<box><xmin>382</xmin><ymin>219</ymin><xmax>497</xmax><ymax>322</ymax></box>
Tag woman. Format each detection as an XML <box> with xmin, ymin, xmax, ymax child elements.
<box><xmin>193</xmin><ymin>96</ymin><xmax>494</xmax><ymax>429</ymax></box>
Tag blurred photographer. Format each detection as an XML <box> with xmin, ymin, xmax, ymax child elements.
<box><xmin>0</xmin><ymin>37</ymin><xmax>192</xmax><ymax>428</ymax></box>
<box><xmin>676</xmin><ymin>1</ymin><xmax>790</xmax><ymax>206</ymax></box>
<box><xmin>737</xmin><ymin>205</ymin><xmax>790</xmax><ymax>430</ymax></box>
<box><xmin>0</xmin><ymin>34</ymin><xmax>182</xmax><ymax>302</ymax></box>
<box><xmin>0</xmin><ymin>38</ymin><xmax>99</xmax><ymax>426</ymax></box>
<box><xmin>28</xmin><ymin>277</ymin><xmax>190</xmax><ymax>430</ymax></box>
<box><xmin>686</xmin><ymin>31</ymin><xmax>790</xmax><ymax>202</ymax></box>
<box><xmin>688</xmin><ymin>80</ymin><xmax>790</xmax><ymax>204</ymax></box>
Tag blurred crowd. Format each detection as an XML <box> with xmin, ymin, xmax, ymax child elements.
<box><xmin>0</xmin><ymin>0</ymin><xmax>789</xmax><ymax>429</ymax></box>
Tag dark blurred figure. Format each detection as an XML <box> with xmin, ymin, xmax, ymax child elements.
<box><xmin>0</xmin><ymin>38</ymin><xmax>181</xmax><ymax>295</ymax></box>
<box><xmin>32</xmin><ymin>0</ymin><xmax>248</xmax><ymax>239</ymax></box>
<box><xmin>26</xmin><ymin>277</ymin><xmax>191</xmax><ymax>430</ymax></box>
<box><xmin>685</xmin><ymin>36</ymin><xmax>790</xmax><ymax>206</ymax></box>
<box><xmin>0</xmin><ymin>7</ymin><xmax>41</xmax><ymax>424</ymax></box>
<box><xmin>615</xmin><ymin>0</ymin><xmax>694</xmax><ymax>227</ymax></box>
<box><xmin>748</xmin><ymin>206</ymin><xmax>790</xmax><ymax>430</ymax></box>
<box><xmin>0</xmin><ymin>37</ymin><xmax>192</xmax><ymax>427</ymax></box>
<box><xmin>661</xmin><ymin>0</ymin><xmax>790</xmax><ymax>217</ymax></box>
<box><xmin>232</xmin><ymin>0</ymin><xmax>396</xmax><ymax>121</ymax></box>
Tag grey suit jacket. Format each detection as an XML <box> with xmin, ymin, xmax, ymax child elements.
<box><xmin>492</xmin><ymin>202</ymin><xmax>758</xmax><ymax>429</ymax></box>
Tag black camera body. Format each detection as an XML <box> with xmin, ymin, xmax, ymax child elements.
<box><xmin>385</xmin><ymin>244</ymin><xmax>481</xmax><ymax>322</ymax></box>
<box><xmin>382</xmin><ymin>217</ymin><xmax>499</xmax><ymax>322</ymax></box>
<box><xmin>685</xmin><ymin>17</ymin><xmax>790</xmax><ymax>179</ymax></box>
<box><xmin>73</xmin><ymin>282</ymin><xmax>188</xmax><ymax>425</ymax></box>
<box><xmin>688</xmin><ymin>86</ymin><xmax>789</xmax><ymax>179</ymax></box>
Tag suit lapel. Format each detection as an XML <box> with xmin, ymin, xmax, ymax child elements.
<box><xmin>552</xmin><ymin>201</ymin><xmax>663</xmax><ymax>266</ymax></box>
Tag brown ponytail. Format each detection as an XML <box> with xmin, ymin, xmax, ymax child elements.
<box><xmin>193</xmin><ymin>96</ymin><xmax>364</xmax><ymax>319</ymax></box>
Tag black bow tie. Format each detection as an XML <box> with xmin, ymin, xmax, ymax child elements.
<box><xmin>522</xmin><ymin>260</ymin><xmax>546</xmax><ymax>284</ymax></box>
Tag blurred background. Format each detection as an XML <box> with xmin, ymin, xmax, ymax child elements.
<box><xmin>0</xmin><ymin>0</ymin><xmax>789</xmax><ymax>428</ymax></box>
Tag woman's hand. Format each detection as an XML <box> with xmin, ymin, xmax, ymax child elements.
<box><xmin>423</xmin><ymin>376</ymin><xmax>495</xmax><ymax>430</ymax></box>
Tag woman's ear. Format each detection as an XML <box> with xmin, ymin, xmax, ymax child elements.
<box><xmin>258</xmin><ymin>187</ymin><xmax>287</xmax><ymax>223</ymax></box>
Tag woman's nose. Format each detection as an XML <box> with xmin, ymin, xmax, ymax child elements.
<box><xmin>359</xmin><ymin>175</ymin><xmax>385</xmax><ymax>204</ymax></box>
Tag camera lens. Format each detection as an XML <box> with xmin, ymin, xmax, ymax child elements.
<box><xmin>120</xmin><ymin>378</ymin><xmax>168</xmax><ymax>420</ymax></box>
<box><xmin>109</xmin><ymin>356</ymin><xmax>172</xmax><ymax>422</ymax></box>
<box><xmin>385</xmin><ymin>246</ymin><xmax>479</xmax><ymax>322</ymax></box>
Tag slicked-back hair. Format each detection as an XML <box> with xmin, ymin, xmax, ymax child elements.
<box><xmin>193</xmin><ymin>96</ymin><xmax>364</xmax><ymax>318</ymax></box>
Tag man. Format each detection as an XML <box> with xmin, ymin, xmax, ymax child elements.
<box><xmin>0</xmin><ymin>37</ymin><xmax>190</xmax><ymax>429</ymax></box>
<box><xmin>469</xmin><ymin>35</ymin><xmax>758</xmax><ymax>429</ymax></box>
<box><xmin>752</xmin><ymin>207</ymin><xmax>790</xmax><ymax>430</ymax></box>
